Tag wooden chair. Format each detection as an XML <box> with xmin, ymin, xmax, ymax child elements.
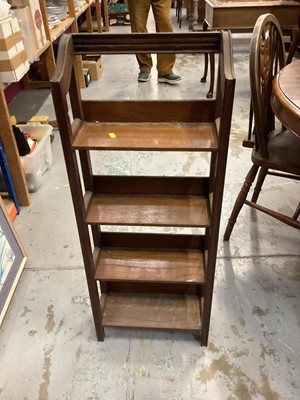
<box><xmin>243</xmin><ymin>24</ymin><xmax>300</xmax><ymax>149</ymax></box>
<box><xmin>224</xmin><ymin>13</ymin><xmax>300</xmax><ymax>241</ymax></box>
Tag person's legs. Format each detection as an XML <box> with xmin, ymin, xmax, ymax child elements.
<box><xmin>151</xmin><ymin>0</ymin><xmax>175</xmax><ymax>75</ymax></box>
<box><xmin>128</xmin><ymin>0</ymin><xmax>152</xmax><ymax>73</ymax></box>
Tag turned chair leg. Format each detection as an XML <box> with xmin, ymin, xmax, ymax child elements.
<box><xmin>201</xmin><ymin>21</ymin><xmax>209</xmax><ymax>83</ymax></box>
<box><xmin>224</xmin><ymin>164</ymin><xmax>259</xmax><ymax>241</ymax></box>
<box><xmin>206</xmin><ymin>53</ymin><xmax>215</xmax><ymax>98</ymax></box>
<box><xmin>201</xmin><ymin>53</ymin><xmax>214</xmax><ymax>99</ymax></box>
<box><xmin>199</xmin><ymin>19</ymin><xmax>215</xmax><ymax>98</ymax></box>
<box><xmin>251</xmin><ymin>167</ymin><xmax>268</xmax><ymax>203</ymax></box>
<box><xmin>201</xmin><ymin>53</ymin><xmax>208</xmax><ymax>83</ymax></box>
<box><xmin>293</xmin><ymin>201</ymin><xmax>300</xmax><ymax>220</ymax></box>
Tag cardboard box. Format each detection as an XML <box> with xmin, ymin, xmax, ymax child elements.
<box><xmin>7</xmin><ymin>0</ymin><xmax>28</xmax><ymax>6</ymax></box>
<box><xmin>12</xmin><ymin>6</ymin><xmax>39</xmax><ymax>61</ymax></box>
<box><xmin>0</xmin><ymin>16</ymin><xmax>20</xmax><ymax>38</ymax></box>
<box><xmin>0</xmin><ymin>16</ymin><xmax>29</xmax><ymax>82</ymax></box>
<box><xmin>10</xmin><ymin>0</ymin><xmax>46</xmax><ymax>53</ymax></box>
<box><xmin>0</xmin><ymin>28</ymin><xmax>22</xmax><ymax>49</ymax></box>
<box><xmin>0</xmin><ymin>49</ymin><xmax>29</xmax><ymax>82</ymax></box>
<box><xmin>27</xmin><ymin>0</ymin><xmax>46</xmax><ymax>49</ymax></box>
<box><xmin>82</xmin><ymin>55</ymin><xmax>103</xmax><ymax>81</ymax></box>
<box><xmin>0</xmin><ymin>32</ymin><xmax>24</xmax><ymax>59</ymax></box>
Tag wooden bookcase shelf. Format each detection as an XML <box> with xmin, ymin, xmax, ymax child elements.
<box><xmin>102</xmin><ymin>293</ymin><xmax>202</xmax><ymax>331</ymax></box>
<box><xmin>72</xmin><ymin>120</ymin><xmax>218</xmax><ymax>151</ymax></box>
<box><xmin>50</xmin><ymin>31</ymin><xmax>235</xmax><ymax>345</ymax></box>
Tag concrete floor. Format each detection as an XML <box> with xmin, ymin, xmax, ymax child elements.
<box><xmin>1</xmin><ymin>10</ymin><xmax>300</xmax><ymax>400</ymax></box>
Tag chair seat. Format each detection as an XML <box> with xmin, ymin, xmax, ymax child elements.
<box><xmin>252</xmin><ymin>129</ymin><xmax>300</xmax><ymax>175</ymax></box>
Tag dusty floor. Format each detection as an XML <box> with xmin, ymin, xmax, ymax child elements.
<box><xmin>1</xmin><ymin>10</ymin><xmax>300</xmax><ymax>400</ymax></box>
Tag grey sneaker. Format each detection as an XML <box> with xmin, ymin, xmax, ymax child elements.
<box><xmin>158</xmin><ymin>73</ymin><xmax>182</xmax><ymax>84</ymax></box>
<box><xmin>138</xmin><ymin>71</ymin><xmax>151</xmax><ymax>82</ymax></box>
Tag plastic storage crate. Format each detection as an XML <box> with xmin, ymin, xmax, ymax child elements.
<box><xmin>18</xmin><ymin>123</ymin><xmax>53</xmax><ymax>192</ymax></box>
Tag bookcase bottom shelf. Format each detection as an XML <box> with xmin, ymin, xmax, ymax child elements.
<box><xmin>101</xmin><ymin>293</ymin><xmax>202</xmax><ymax>331</ymax></box>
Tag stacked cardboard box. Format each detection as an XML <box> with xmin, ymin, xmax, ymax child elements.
<box><xmin>0</xmin><ymin>16</ymin><xmax>29</xmax><ymax>82</ymax></box>
<box><xmin>10</xmin><ymin>0</ymin><xmax>47</xmax><ymax>62</ymax></box>
<box><xmin>82</xmin><ymin>55</ymin><xmax>104</xmax><ymax>81</ymax></box>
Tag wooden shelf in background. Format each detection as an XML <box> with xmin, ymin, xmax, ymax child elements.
<box><xmin>50</xmin><ymin>17</ymin><xmax>75</xmax><ymax>42</ymax></box>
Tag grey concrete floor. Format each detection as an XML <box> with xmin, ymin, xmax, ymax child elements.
<box><xmin>1</xmin><ymin>10</ymin><xmax>300</xmax><ymax>400</ymax></box>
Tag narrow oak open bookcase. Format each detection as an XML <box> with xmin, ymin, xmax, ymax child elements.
<box><xmin>50</xmin><ymin>31</ymin><xmax>235</xmax><ymax>345</ymax></box>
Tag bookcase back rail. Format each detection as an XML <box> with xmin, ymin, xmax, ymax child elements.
<box><xmin>106</xmin><ymin>282</ymin><xmax>202</xmax><ymax>295</ymax></box>
<box><xmin>72</xmin><ymin>32</ymin><xmax>221</xmax><ymax>54</ymax></box>
<box><xmin>81</xmin><ymin>100</ymin><xmax>216</xmax><ymax>123</ymax></box>
<box><xmin>100</xmin><ymin>232</ymin><xmax>205</xmax><ymax>250</ymax></box>
<box><xmin>92</xmin><ymin>176</ymin><xmax>210</xmax><ymax>195</ymax></box>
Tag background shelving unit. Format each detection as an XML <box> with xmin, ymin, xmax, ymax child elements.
<box><xmin>0</xmin><ymin>84</ymin><xmax>30</xmax><ymax>206</ymax></box>
<box><xmin>22</xmin><ymin>0</ymin><xmax>100</xmax><ymax>89</ymax></box>
<box><xmin>0</xmin><ymin>0</ymin><xmax>106</xmax><ymax>206</ymax></box>
<box><xmin>80</xmin><ymin>0</ymin><xmax>110</xmax><ymax>32</ymax></box>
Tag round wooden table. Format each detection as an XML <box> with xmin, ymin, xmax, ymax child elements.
<box><xmin>271</xmin><ymin>59</ymin><xmax>300</xmax><ymax>137</ymax></box>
